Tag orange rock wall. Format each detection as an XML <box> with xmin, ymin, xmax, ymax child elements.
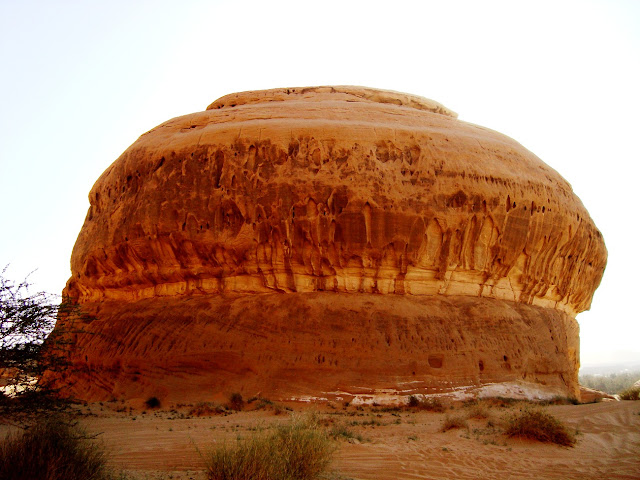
<box><xmin>59</xmin><ymin>87</ymin><xmax>606</xmax><ymax>402</ymax></box>
<box><xmin>61</xmin><ymin>294</ymin><xmax>580</xmax><ymax>402</ymax></box>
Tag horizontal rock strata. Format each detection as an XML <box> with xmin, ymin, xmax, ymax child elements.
<box><xmin>61</xmin><ymin>294</ymin><xmax>580</xmax><ymax>402</ymax></box>
<box><xmin>57</xmin><ymin>86</ymin><xmax>606</xmax><ymax>402</ymax></box>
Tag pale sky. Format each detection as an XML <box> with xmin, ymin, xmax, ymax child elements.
<box><xmin>1</xmin><ymin>0</ymin><xmax>638</xmax><ymax>367</ymax></box>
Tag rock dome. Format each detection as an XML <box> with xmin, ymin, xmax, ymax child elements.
<box><xmin>58</xmin><ymin>86</ymin><xmax>606</xmax><ymax>403</ymax></box>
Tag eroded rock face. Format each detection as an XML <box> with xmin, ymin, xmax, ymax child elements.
<box><xmin>59</xmin><ymin>86</ymin><xmax>606</xmax><ymax>402</ymax></box>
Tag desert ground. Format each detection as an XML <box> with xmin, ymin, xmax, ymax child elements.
<box><xmin>10</xmin><ymin>398</ymin><xmax>633</xmax><ymax>480</ymax></box>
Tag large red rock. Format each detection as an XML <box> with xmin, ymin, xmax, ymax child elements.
<box><xmin>57</xmin><ymin>86</ymin><xmax>606</xmax><ymax>403</ymax></box>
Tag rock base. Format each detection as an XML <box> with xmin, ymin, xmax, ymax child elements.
<box><xmin>58</xmin><ymin>293</ymin><xmax>580</xmax><ymax>403</ymax></box>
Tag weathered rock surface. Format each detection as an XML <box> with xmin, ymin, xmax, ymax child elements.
<box><xmin>57</xmin><ymin>86</ymin><xmax>606</xmax><ymax>402</ymax></box>
<box><xmin>579</xmin><ymin>385</ymin><xmax>618</xmax><ymax>403</ymax></box>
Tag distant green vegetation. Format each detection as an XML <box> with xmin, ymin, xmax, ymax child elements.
<box><xmin>579</xmin><ymin>371</ymin><xmax>640</xmax><ymax>394</ymax></box>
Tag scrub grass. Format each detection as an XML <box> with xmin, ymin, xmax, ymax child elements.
<box><xmin>0</xmin><ymin>416</ymin><xmax>126</xmax><ymax>480</ymax></box>
<box><xmin>407</xmin><ymin>395</ymin><xmax>446</xmax><ymax>412</ymax></box>
<box><xmin>619</xmin><ymin>387</ymin><xmax>640</xmax><ymax>401</ymax></box>
<box><xmin>505</xmin><ymin>409</ymin><xmax>576</xmax><ymax>446</ymax></box>
<box><xmin>206</xmin><ymin>416</ymin><xmax>336</xmax><ymax>480</ymax></box>
<box><xmin>440</xmin><ymin>415</ymin><xmax>468</xmax><ymax>432</ymax></box>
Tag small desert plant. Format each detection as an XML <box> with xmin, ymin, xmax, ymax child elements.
<box><xmin>253</xmin><ymin>397</ymin><xmax>273</xmax><ymax>409</ymax></box>
<box><xmin>228</xmin><ymin>392</ymin><xmax>245</xmax><ymax>411</ymax></box>
<box><xmin>484</xmin><ymin>396</ymin><xmax>519</xmax><ymax>408</ymax></box>
<box><xmin>351</xmin><ymin>418</ymin><xmax>382</xmax><ymax>427</ymax></box>
<box><xmin>244</xmin><ymin>396</ymin><xmax>290</xmax><ymax>415</ymax></box>
<box><xmin>375</xmin><ymin>404</ymin><xmax>402</xmax><ymax>413</ymax></box>
<box><xmin>465</xmin><ymin>403</ymin><xmax>490</xmax><ymax>419</ymax></box>
<box><xmin>504</xmin><ymin>409</ymin><xmax>575</xmax><ymax>446</ymax></box>
<box><xmin>328</xmin><ymin>423</ymin><xmax>364</xmax><ymax>443</ymax></box>
<box><xmin>145</xmin><ymin>396</ymin><xmax>160</xmax><ymax>409</ymax></box>
<box><xmin>189</xmin><ymin>402</ymin><xmax>227</xmax><ymax>417</ymax></box>
<box><xmin>407</xmin><ymin>395</ymin><xmax>445</xmax><ymax>412</ymax></box>
<box><xmin>540</xmin><ymin>396</ymin><xmax>580</xmax><ymax>406</ymax></box>
<box><xmin>421</xmin><ymin>397</ymin><xmax>446</xmax><ymax>412</ymax></box>
<box><xmin>619</xmin><ymin>387</ymin><xmax>640</xmax><ymax>401</ymax></box>
<box><xmin>206</xmin><ymin>416</ymin><xmax>335</xmax><ymax>480</ymax></box>
<box><xmin>0</xmin><ymin>416</ymin><xmax>124</xmax><ymax>480</ymax></box>
<box><xmin>440</xmin><ymin>415</ymin><xmax>468</xmax><ymax>432</ymax></box>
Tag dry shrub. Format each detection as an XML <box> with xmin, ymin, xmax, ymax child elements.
<box><xmin>328</xmin><ymin>423</ymin><xmax>364</xmax><ymax>443</ymax></box>
<box><xmin>248</xmin><ymin>397</ymin><xmax>289</xmax><ymax>415</ymax></box>
<box><xmin>539</xmin><ymin>396</ymin><xmax>580</xmax><ymax>406</ymax></box>
<box><xmin>466</xmin><ymin>403</ymin><xmax>490</xmax><ymax>419</ymax></box>
<box><xmin>206</xmin><ymin>416</ymin><xmax>335</xmax><ymax>480</ymax></box>
<box><xmin>228</xmin><ymin>393</ymin><xmax>245</xmax><ymax>411</ymax></box>
<box><xmin>189</xmin><ymin>402</ymin><xmax>227</xmax><ymax>417</ymax></box>
<box><xmin>482</xmin><ymin>396</ymin><xmax>519</xmax><ymax>408</ymax></box>
<box><xmin>619</xmin><ymin>387</ymin><xmax>640</xmax><ymax>401</ymax></box>
<box><xmin>250</xmin><ymin>397</ymin><xmax>272</xmax><ymax>409</ymax></box>
<box><xmin>505</xmin><ymin>409</ymin><xmax>575</xmax><ymax>446</ymax></box>
<box><xmin>144</xmin><ymin>396</ymin><xmax>160</xmax><ymax>409</ymax></box>
<box><xmin>407</xmin><ymin>395</ymin><xmax>446</xmax><ymax>413</ymax></box>
<box><xmin>440</xmin><ymin>415</ymin><xmax>468</xmax><ymax>432</ymax></box>
<box><xmin>0</xmin><ymin>416</ymin><xmax>122</xmax><ymax>480</ymax></box>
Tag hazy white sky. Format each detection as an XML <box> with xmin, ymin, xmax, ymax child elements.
<box><xmin>1</xmin><ymin>0</ymin><xmax>638</xmax><ymax>367</ymax></box>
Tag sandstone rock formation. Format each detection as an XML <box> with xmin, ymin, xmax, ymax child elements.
<box><xmin>579</xmin><ymin>385</ymin><xmax>617</xmax><ymax>403</ymax></box>
<box><xmin>57</xmin><ymin>86</ymin><xmax>606</xmax><ymax>403</ymax></box>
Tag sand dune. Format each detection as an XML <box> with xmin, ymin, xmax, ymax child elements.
<box><xmin>334</xmin><ymin>402</ymin><xmax>639</xmax><ymax>479</ymax></box>
<box><xmin>51</xmin><ymin>399</ymin><xmax>638</xmax><ymax>480</ymax></box>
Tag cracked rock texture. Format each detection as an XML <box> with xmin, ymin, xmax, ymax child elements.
<box><xmin>57</xmin><ymin>86</ymin><xmax>606</xmax><ymax>402</ymax></box>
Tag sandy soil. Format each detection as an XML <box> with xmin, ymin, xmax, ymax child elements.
<box><xmin>3</xmin><ymin>400</ymin><xmax>639</xmax><ymax>479</ymax></box>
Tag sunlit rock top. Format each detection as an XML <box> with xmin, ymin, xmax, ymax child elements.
<box><xmin>67</xmin><ymin>86</ymin><xmax>606</xmax><ymax>317</ymax></box>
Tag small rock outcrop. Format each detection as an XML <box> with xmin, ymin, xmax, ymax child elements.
<box><xmin>56</xmin><ymin>86</ymin><xmax>606</xmax><ymax>403</ymax></box>
<box><xmin>579</xmin><ymin>386</ymin><xmax>618</xmax><ymax>403</ymax></box>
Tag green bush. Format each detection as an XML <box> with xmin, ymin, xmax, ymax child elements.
<box><xmin>505</xmin><ymin>409</ymin><xmax>575</xmax><ymax>446</ymax></box>
<box><xmin>206</xmin><ymin>416</ymin><xmax>335</xmax><ymax>480</ymax></box>
<box><xmin>0</xmin><ymin>416</ymin><xmax>123</xmax><ymax>480</ymax></box>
